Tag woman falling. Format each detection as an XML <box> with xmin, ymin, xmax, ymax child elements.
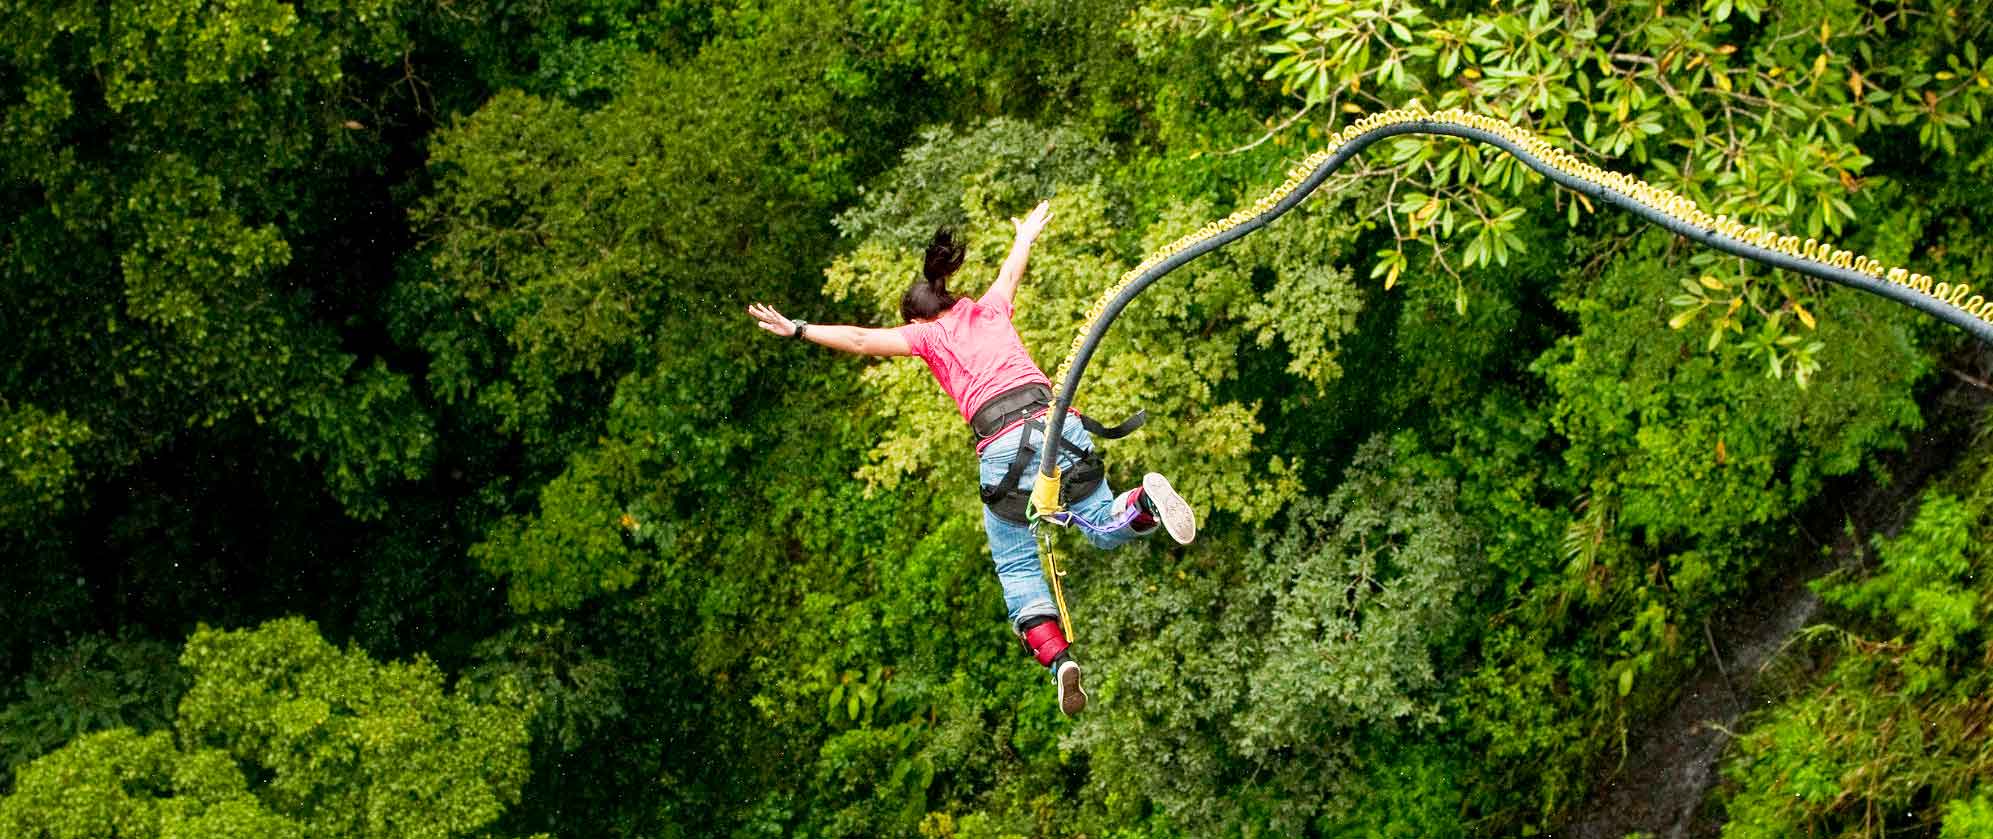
<box><xmin>746</xmin><ymin>200</ymin><xmax>1195</xmax><ymax>715</ymax></box>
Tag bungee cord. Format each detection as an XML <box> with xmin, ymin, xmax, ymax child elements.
<box><xmin>1031</xmin><ymin>103</ymin><xmax>1993</xmax><ymax>501</ymax></box>
<box><xmin>1022</xmin><ymin>103</ymin><xmax>1989</xmax><ymax>641</ymax></box>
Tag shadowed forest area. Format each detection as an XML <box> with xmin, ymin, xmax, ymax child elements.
<box><xmin>5</xmin><ymin>0</ymin><xmax>1993</xmax><ymax>836</ymax></box>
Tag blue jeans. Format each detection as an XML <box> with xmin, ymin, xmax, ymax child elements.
<box><xmin>979</xmin><ymin>414</ymin><xmax>1153</xmax><ymax>634</ymax></box>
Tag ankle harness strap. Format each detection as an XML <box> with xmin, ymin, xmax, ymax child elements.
<box><xmin>1020</xmin><ymin>619</ymin><xmax>1069</xmax><ymax>667</ymax></box>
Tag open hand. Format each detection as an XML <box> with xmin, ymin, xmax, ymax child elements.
<box><xmin>746</xmin><ymin>302</ymin><xmax>797</xmax><ymax>337</ymax></box>
<box><xmin>1012</xmin><ymin>200</ymin><xmax>1053</xmax><ymax>242</ymax></box>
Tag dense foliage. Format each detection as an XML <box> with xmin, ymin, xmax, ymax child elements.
<box><xmin>4</xmin><ymin>0</ymin><xmax>1992</xmax><ymax>836</ymax></box>
<box><xmin>1716</xmin><ymin>437</ymin><xmax>1993</xmax><ymax>839</ymax></box>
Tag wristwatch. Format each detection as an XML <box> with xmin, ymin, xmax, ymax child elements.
<box><xmin>792</xmin><ymin>320</ymin><xmax>809</xmax><ymax>340</ymax></box>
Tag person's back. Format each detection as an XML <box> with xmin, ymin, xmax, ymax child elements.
<box><xmin>896</xmin><ymin>293</ymin><xmax>1049</xmax><ymax>430</ymax></box>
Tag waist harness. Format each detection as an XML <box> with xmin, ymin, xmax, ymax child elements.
<box><xmin>973</xmin><ymin>384</ymin><xmax>1145</xmax><ymax>525</ymax></box>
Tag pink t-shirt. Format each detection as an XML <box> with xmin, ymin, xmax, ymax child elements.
<box><xmin>897</xmin><ymin>292</ymin><xmax>1051</xmax><ymax>430</ymax></box>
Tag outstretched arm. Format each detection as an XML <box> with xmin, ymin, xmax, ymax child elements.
<box><xmin>747</xmin><ymin>302</ymin><xmax>912</xmax><ymax>357</ymax></box>
<box><xmin>982</xmin><ymin>200</ymin><xmax>1052</xmax><ymax>309</ymax></box>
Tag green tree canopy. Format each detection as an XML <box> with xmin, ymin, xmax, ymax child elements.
<box><xmin>0</xmin><ymin>619</ymin><xmax>540</xmax><ymax>839</ymax></box>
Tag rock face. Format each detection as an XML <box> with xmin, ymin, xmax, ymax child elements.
<box><xmin>1564</xmin><ymin>379</ymin><xmax>1985</xmax><ymax>839</ymax></box>
<box><xmin>1565</xmin><ymin>555</ymin><xmax>1830</xmax><ymax>839</ymax></box>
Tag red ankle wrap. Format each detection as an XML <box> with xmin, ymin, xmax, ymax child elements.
<box><xmin>1021</xmin><ymin>620</ymin><xmax>1068</xmax><ymax>666</ymax></box>
<box><xmin>1125</xmin><ymin>488</ymin><xmax>1158</xmax><ymax>530</ymax></box>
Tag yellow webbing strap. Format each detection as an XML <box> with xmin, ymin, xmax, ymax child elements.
<box><xmin>1026</xmin><ymin>467</ymin><xmax>1074</xmax><ymax>641</ymax></box>
<box><xmin>1036</xmin><ymin>528</ymin><xmax>1075</xmax><ymax>642</ymax></box>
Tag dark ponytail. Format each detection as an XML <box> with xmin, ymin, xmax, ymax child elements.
<box><xmin>901</xmin><ymin>227</ymin><xmax>965</xmax><ymax>322</ymax></box>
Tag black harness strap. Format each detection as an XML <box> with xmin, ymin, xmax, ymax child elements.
<box><xmin>971</xmin><ymin>384</ymin><xmax>1144</xmax><ymax>525</ymax></box>
<box><xmin>1077</xmin><ymin>409</ymin><xmax>1145</xmax><ymax>440</ymax></box>
<box><xmin>971</xmin><ymin>383</ymin><xmax>1145</xmax><ymax>446</ymax></box>
<box><xmin>970</xmin><ymin>384</ymin><xmax>1052</xmax><ymax>443</ymax></box>
<box><xmin>981</xmin><ymin>418</ymin><xmax>1110</xmax><ymax>525</ymax></box>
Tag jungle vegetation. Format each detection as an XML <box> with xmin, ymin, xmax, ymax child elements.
<box><xmin>3</xmin><ymin>0</ymin><xmax>1992</xmax><ymax>836</ymax></box>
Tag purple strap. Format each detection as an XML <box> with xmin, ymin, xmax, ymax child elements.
<box><xmin>1042</xmin><ymin>502</ymin><xmax>1144</xmax><ymax>536</ymax></box>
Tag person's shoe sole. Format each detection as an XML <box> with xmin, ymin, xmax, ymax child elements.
<box><xmin>1057</xmin><ymin>660</ymin><xmax>1086</xmax><ymax>716</ymax></box>
<box><xmin>1142</xmin><ymin>472</ymin><xmax>1197</xmax><ymax>545</ymax></box>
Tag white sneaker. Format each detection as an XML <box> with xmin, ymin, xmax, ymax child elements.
<box><xmin>1056</xmin><ymin>660</ymin><xmax>1086</xmax><ymax>716</ymax></box>
<box><xmin>1142</xmin><ymin>472</ymin><xmax>1197</xmax><ymax>545</ymax></box>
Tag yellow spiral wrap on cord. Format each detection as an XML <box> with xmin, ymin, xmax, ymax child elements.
<box><xmin>1032</xmin><ymin>102</ymin><xmax>1984</xmax><ymax>654</ymax></box>
<box><xmin>1049</xmin><ymin>102</ymin><xmax>1983</xmax><ymax>391</ymax></box>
